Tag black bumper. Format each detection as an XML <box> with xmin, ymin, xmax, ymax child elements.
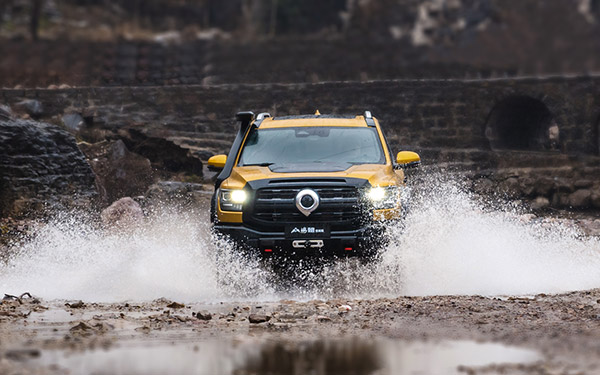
<box><xmin>212</xmin><ymin>224</ymin><xmax>385</xmax><ymax>257</ymax></box>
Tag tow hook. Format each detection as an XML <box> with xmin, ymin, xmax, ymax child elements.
<box><xmin>292</xmin><ymin>240</ymin><xmax>324</xmax><ymax>249</ymax></box>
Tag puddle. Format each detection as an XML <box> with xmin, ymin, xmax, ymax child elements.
<box><xmin>29</xmin><ymin>338</ymin><xmax>541</xmax><ymax>375</ymax></box>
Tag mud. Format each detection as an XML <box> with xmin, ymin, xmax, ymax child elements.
<box><xmin>0</xmin><ymin>289</ymin><xmax>599</xmax><ymax>374</ymax></box>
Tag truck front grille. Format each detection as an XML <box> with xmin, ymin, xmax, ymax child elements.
<box><xmin>252</xmin><ymin>186</ymin><xmax>363</xmax><ymax>224</ymax></box>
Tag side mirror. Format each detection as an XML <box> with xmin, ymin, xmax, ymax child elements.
<box><xmin>207</xmin><ymin>154</ymin><xmax>227</xmax><ymax>171</ymax></box>
<box><xmin>396</xmin><ymin>151</ymin><xmax>421</xmax><ymax>168</ymax></box>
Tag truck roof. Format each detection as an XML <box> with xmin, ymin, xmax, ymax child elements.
<box><xmin>259</xmin><ymin>115</ymin><xmax>373</xmax><ymax>129</ymax></box>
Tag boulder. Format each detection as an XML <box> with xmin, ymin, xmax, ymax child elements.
<box><xmin>14</xmin><ymin>99</ymin><xmax>44</xmax><ymax>118</ymax></box>
<box><xmin>248</xmin><ymin>314</ymin><xmax>270</xmax><ymax>324</ymax></box>
<box><xmin>0</xmin><ymin>105</ymin><xmax>12</xmax><ymax>120</ymax></box>
<box><xmin>120</xmin><ymin>129</ymin><xmax>203</xmax><ymax>176</ymax></box>
<box><xmin>530</xmin><ymin>196</ymin><xmax>550</xmax><ymax>210</ymax></box>
<box><xmin>79</xmin><ymin>140</ymin><xmax>154</xmax><ymax>205</ymax></box>
<box><xmin>0</xmin><ymin>117</ymin><xmax>97</xmax><ymax>217</ymax></box>
<box><xmin>194</xmin><ymin>311</ymin><xmax>212</xmax><ymax>321</ymax></box>
<box><xmin>568</xmin><ymin>189</ymin><xmax>592</xmax><ymax>208</ymax></box>
<box><xmin>62</xmin><ymin>113</ymin><xmax>85</xmax><ymax>133</ymax></box>
<box><xmin>100</xmin><ymin>197</ymin><xmax>144</xmax><ymax>228</ymax></box>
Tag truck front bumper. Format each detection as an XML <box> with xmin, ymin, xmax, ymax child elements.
<box><xmin>212</xmin><ymin>224</ymin><xmax>386</xmax><ymax>257</ymax></box>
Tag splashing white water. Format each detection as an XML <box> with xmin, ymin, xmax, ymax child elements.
<box><xmin>1</xmin><ymin>178</ymin><xmax>599</xmax><ymax>302</ymax></box>
<box><xmin>376</xmin><ymin>182</ymin><xmax>600</xmax><ymax>296</ymax></box>
<box><xmin>0</xmin><ymin>209</ymin><xmax>274</xmax><ymax>302</ymax></box>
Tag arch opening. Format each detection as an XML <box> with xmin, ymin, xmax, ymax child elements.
<box><xmin>485</xmin><ymin>96</ymin><xmax>557</xmax><ymax>151</ymax></box>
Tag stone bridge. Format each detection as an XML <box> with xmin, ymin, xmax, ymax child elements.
<box><xmin>2</xmin><ymin>76</ymin><xmax>600</xmax><ymax>209</ymax></box>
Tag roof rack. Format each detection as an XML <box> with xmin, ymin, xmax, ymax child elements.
<box><xmin>364</xmin><ymin>111</ymin><xmax>375</xmax><ymax>127</ymax></box>
<box><xmin>255</xmin><ymin>112</ymin><xmax>271</xmax><ymax>127</ymax></box>
<box><xmin>256</xmin><ymin>112</ymin><xmax>271</xmax><ymax>120</ymax></box>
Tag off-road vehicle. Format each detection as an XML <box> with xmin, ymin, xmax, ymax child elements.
<box><xmin>208</xmin><ymin>111</ymin><xmax>420</xmax><ymax>257</ymax></box>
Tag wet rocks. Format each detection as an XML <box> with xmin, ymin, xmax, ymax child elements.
<box><xmin>0</xmin><ymin>217</ymin><xmax>31</xmax><ymax>249</ymax></box>
<box><xmin>0</xmin><ymin>105</ymin><xmax>12</xmax><ymax>120</ymax></box>
<box><xmin>65</xmin><ymin>300</ymin><xmax>86</xmax><ymax>309</ymax></box>
<box><xmin>14</xmin><ymin>99</ymin><xmax>43</xmax><ymax>119</ymax></box>
<box><xmin>69</xmin><ymin>321</ymin><xmax>114</xmax><ymax>336</ymax></box>
<box><xmin>166</xmin><ymin>302</ymin><xmax>185</xmax><ymax>309</ymax></box>
<box><xmin>530</xmin><ymin>196</ymin><xmax>550</xmax><ymax>210</ymax></box>
<box><xmin>569</xmin><ymin>189</ymin><xmax>592</xmax><ymax>207</ymax></box>
<box><xmin>0</xmin><ymin>115</ymin><xmax>97</xmax><ymax>217</ymax></box>
<box><xmin>79</xmin><ymin>140</ymin><xmax>154</xmax><ymax>205</ymax></box>
<box><xmin>100</xmin><ymin>197</ymin><xmax>144</xmax><ymax>228</ymax></box>
<box><xmin>472</xmin><ymin>169</ymin><xmax>600</xmax><ymax>210</ymax></box>
<box><xmin>120</xmin><ymin>129</ymin><xmax>203</xmax><ymax>176</ymax></box>
<box><xmin>194</xmin><ymin>311</ymin><xmax>212</xmax><ymax>321</ymax></box>
<box><xmin>62</xmin><ymin>113</ymin><xmax>85</xmax><ymax>133</ymax></box>
<box><xmin>70</xmin><ymin>322</ymin><xmax>93</xmax><ymax>333</ymax></box>
<box><xmin>248</xmin><ymin>314</ymin><xmax>271</xmax><ymax>324</ymax></box>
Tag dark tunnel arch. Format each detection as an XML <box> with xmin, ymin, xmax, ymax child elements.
<box><xmin>485</xmin><ymin>96</ymin><xmax>557</xmax><ymax>151</ymax></box>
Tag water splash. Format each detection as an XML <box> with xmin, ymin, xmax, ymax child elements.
<box><xmin>1</xmin><ymin>175</ymin><xmax>599</xmax><ymax>302</ymax></box>
<box><xmin>374</xmin><ymin>178</ymin><xmax>600</xmax><ymax>297</ymax></box>
<box><xmin>0</xmin><ymin>209</ymin><xmax>274</xmax><ymax>302</ymax></box>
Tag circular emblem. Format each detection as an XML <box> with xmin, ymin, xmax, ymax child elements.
<box><xmin>300</xmin><ymin>195</ymin><xmax>315</xmax><ymax>208</ymax></box>
<box><xmin>296</xmin><ymin>189</ymin><xmax>320</xmax><ymax>217</ymax></box>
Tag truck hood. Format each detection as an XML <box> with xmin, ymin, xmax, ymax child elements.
<box><xmin>220</xmin><ymin>164</ymin><xmax>402</xmax><ymax>189</ymax></box>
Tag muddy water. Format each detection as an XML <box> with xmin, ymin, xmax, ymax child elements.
<box><xmin>1</xmin><ymin>176</ymin><xmax>599</xmax><ymax>302</ymax></box>
<box><xmin>30</xmin><ymin>338</ymin><xmax>541</xmax><ymax>375</ymax></box>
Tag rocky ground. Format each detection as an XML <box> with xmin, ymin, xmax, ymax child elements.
<box><xmin>0</xmin><ymin>287</ymin><xmax>599</xmax><ymax>374</ymax></box>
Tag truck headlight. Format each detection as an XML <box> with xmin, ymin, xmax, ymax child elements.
<box><xmin>366</xmin><ymin>186</ymin><xmax>399</xmax><ymax>209</ymax></box>
<box><xmin>220</xmin><ymin>189</ymin><xmax>246</xmax><ymax>211</ymax></box>
<box><xmin>368</xmin><ymin>187</ymin><xmax>386</xmax><ymax>201</ymax></box>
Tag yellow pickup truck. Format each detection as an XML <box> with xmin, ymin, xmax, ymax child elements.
<box><xmin>208</xmin><ymin>110</ymin><xmax>420</xmax><ymax>257</ymax></box>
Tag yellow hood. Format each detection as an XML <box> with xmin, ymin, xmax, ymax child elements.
<box><xmin>220</xmin><ymin>164</ymin><xmax>403</xmax><ymax>190</ymax></box>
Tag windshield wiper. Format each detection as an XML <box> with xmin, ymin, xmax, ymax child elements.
<box><xmin>241</xmin><ymin>162</ymin><xmax>275</xmax><ymax>167</ymax></box>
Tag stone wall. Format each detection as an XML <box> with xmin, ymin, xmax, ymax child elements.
<box><xmin>1</xmin><ymin>76</ymin><xmax>599</xmax><ymax>208</ymax></box>
<box><xmin>0</xmin><ymin>116</ymin><xmax>97</xmax><ymax>217</ymax></box>
<box><xmin>2</xmin><ymin>77</ymin><xmax>598</xmax><ymax>155</ymax></box>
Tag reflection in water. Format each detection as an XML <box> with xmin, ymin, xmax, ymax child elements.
<box><xmin>239</xmin><ymin>338</ymin><xmax>380</xmax><ymax>375</ymax></box>
<box><xmin>32</xmin><ymin>338</ymin><xmax>541</xmax><ymax>375</ymax></box>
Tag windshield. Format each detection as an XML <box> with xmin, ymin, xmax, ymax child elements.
<box><xmin>238</xmin><ymin>126</ymin><xmax>385</xmax><ymax>169</ymax></box>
